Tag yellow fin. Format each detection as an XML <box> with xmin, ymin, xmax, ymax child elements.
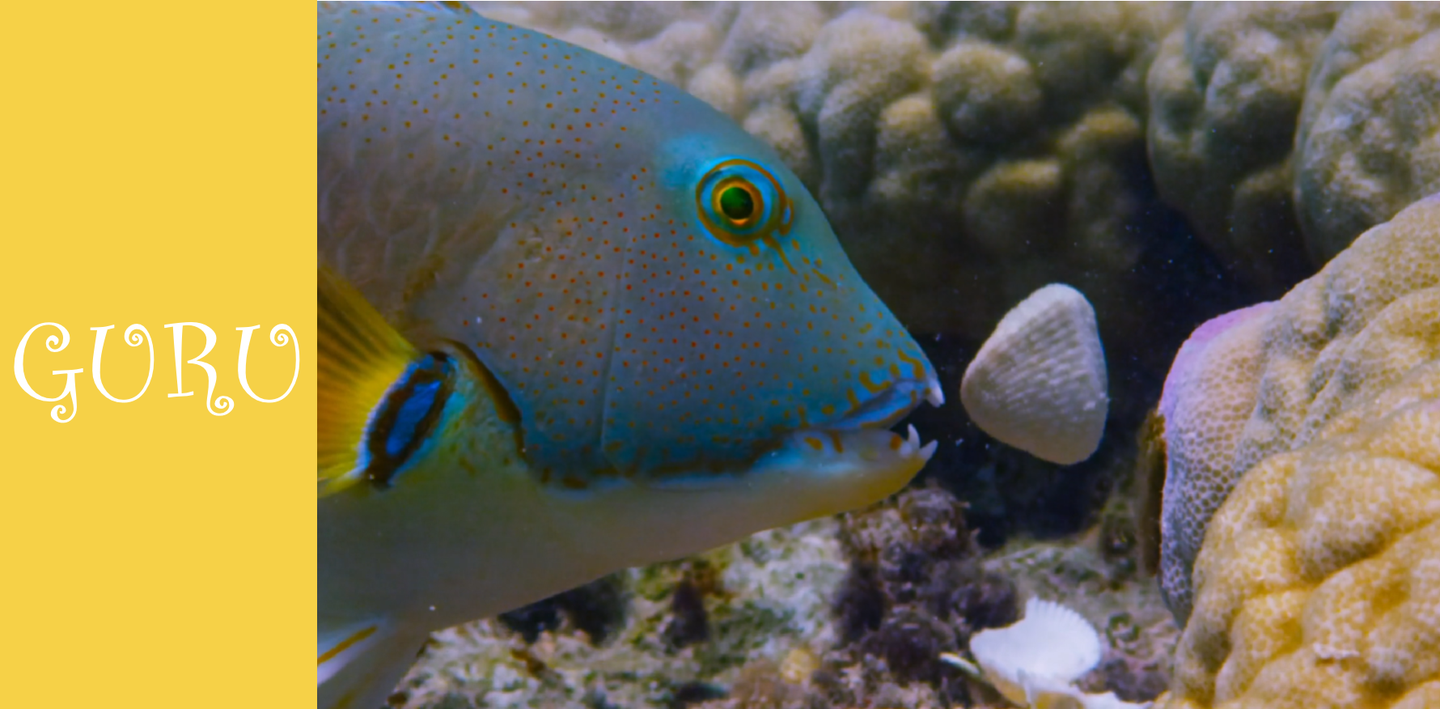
<box><xmin>318</xmin><ymin>267</ymin><xmax>417</xmax><ymax>494</ymax></box>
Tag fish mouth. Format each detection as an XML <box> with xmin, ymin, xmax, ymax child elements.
<box><xmin>745</xmin><ymin>373</ymin><xmax>944</xmax><ymax>510</ymax></box>
<box><xmin>795</xmin><ymin>372</ymin><xmax>944</xmax><ymax>468</ymax></box>
<box><xmin>825</xmin><ymin>376</ymin><xmax>945</xmax><ymax>432</ymax></box>
<box><xmin>779</xmin><ymin>422</ymin><xmax>938</xmax><ymax>475</ymax></box>
<box><xmin>642</xmin><ymin>375</ymin><xmax>942</xmax><ymax>523</ymax></box>
<box><xmin>714</xmin><ymin>422</ymin><xmax>936</xmax><ymax>522</ymax></box>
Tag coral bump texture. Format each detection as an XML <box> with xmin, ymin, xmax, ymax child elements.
<box><xmin>1155</xmin><ymin>194</ymin><xmax>1440</xmax><ymax>709</ymax></box>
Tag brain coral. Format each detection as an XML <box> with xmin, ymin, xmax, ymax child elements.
<box><xmin>1153</xmin><ymin>195</ymin><xmax>1440</xmax><ymax>708</ymax></box>
<box><xmin>1148</xmin><ymin>2</ymin><xmax>1440</xmax><ymax>290</ymax></box>
<box><xmin>1146</xmin><ymin>3</ymin><xmax>1340</xmax><ymax>292</ymax></box>
<box><xmin>1294</xmin><ymin>2</ymin><xmax>1440</xmax><ymax>264</ymax></box>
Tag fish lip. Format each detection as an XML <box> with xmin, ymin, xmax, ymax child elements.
<box><xmin>821</xmin><ymin>374</ymin><xmax>944</xmax><ymax>433</ymax></box>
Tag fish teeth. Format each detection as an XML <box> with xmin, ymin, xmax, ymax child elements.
<box><xmin>926</xmin><ymin>380</ymin><xmax>945</xmax><ymax>408</ymax></box>
<box><xmin>902</xmin><ymin>424</ymin><xmax>920</xmax><ymax>457</ymax></box>
<box><xmin>901</xmin><ymin>423</ymin><xmax>937</xmax><ymax>462</ymax></box>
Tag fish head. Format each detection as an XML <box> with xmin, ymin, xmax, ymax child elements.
<box><xmin>600</xmin><ymin>106</ymin><xmax>945</xmax><ymax>477</ymax></box>
<box><xmin>469</xmin><ymin>84</ymin><xmax>941</xmax><ymax>511</ymax></box>
<box><xmin>302</xmin><ymin>14</ymin><xmax>952</xmax><ymax>518</ymax></box>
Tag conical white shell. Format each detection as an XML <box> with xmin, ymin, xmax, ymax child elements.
<box><xmin>960</xmin><ymin>284</ymin><xmax>1108</xmax><ymax>465</ymax></box>
<box><xmin>969</xmin><ymin>597</ymin><xmax>1103</xmax><ymax>705</ymax></box>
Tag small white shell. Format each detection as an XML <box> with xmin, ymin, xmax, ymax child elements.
<box><xmin>960</xmin><ymin>283</ymin><xmax>1108</xmax><ymax>465</ymax></box>
<box><xmin>969</xmin><ymin>597</ymin><xmax>1103</xmax><ymax>705</ymax></box>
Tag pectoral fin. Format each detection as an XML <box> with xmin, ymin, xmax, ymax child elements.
<box><xmin>317</xmin><ymin>267</ymin><xmax>419</xmax><ymax>495</ymax></box>
<box><xmin>318</xmin><ymin>616</ymin><xmax>426</xmax><ymax>709</ymax></box>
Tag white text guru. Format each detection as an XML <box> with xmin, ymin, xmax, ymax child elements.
<box><xmin>14</xmin><ymin>322</ymin><xmax>299</xmax><ymax>422</ymax></box>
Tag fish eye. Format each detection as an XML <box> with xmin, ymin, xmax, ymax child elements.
<box><xmin>696</xmin><ymin>158</ymin><xmax>792</xmax><ymax>246</ymax></box>
<box><xmin>717</xmin><ymin>182</ymin><xmax>757</xmax><ymax>224</ymax></box>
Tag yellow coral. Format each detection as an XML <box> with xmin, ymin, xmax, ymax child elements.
<box><xmin>1155</xmin><ymin>196</ymin><xmax>1440</xmax><ymax>708</ymax></box>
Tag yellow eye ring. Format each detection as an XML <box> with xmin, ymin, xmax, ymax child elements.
<box><xmin>695</xmin><ymin>158</ymin><xmax>792</xmax><ymax>247</ymax></box>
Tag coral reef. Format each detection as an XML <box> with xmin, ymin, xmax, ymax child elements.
<box><xmin>1158</xmin><ymin>195</ymin><xmax>1440</xmax><ymax>624</ymax></box>
<box><xmin>1156</xmin><ymin>302</ymin><xmax>1274</xmax><ymax>622</ymax></box>
<box><xmin>1146</xmin><ymin>3</ymin><xmax>1339</xmax><ymax>291</ymax></box>
<box><xmin>1294</xmin><ymin>3</ymin><xmax>1440</xmax><ymax>263</ymax></box>
<box><xmin>396</xmin><ymin>485</ymin><xmax>1175</xmax><ymax>709</ymax></box>
<box><xmin>986</xmin><ymin>533</ymin><xmax>1179</xmax><ymax>705</ymax></box>
<box><xmin>811</xmin><ymin>486</ymin><xmax>1173</xmax><ymax>709</ymax></box>
<box><xmin>1160</xmin><ymin>390</ymin><xmax>1440</xmax><ymax>708</ymax></box>
<box><xmin>820</xmin><ymin>485</ymin><xmax>1019</xmax><ymax>707</ymax></box>
<box><xmin>1147</xmin><ymin>2</ymin><xmax>1440</xmax><ymax>284</ymax></box>
<box><xmin>394</xmin><ymin>518</ymin><xmax>850</xmax><ymax>709</ymax></box>
<box><xmin>377</xmin><ymin>5</ymin><xmax>1435</xmax><ymax>707</ymax></box>
<box><xmin>1152</xmin><ymin>195</ymin><xmax>1440</xmax><ymax>707</ymax></box>
<box><xmin>790</xmin><ymin>3</ymin><xmax>1188</xmax><ymax>364</ymax></box>
<box><xmin>497</xmin><ymin>575</ymin><xmax>629</xmax><ymax>645</ymax></box>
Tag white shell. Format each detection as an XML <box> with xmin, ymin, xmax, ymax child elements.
<box><xmin>960</xmin><ymin>283</ymin><xmax>1108</xmax><ymax>465</ymax></box>
<box><xmin>969</xmin><ymin>597</ymin><xmax>1103</xmax><ymax>705</ymax></box>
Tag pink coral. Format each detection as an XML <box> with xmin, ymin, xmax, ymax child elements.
<box><xmin>1154</xmin><ymin>195</ymin><xmax>1440</xmax><ymax>708</ymax></box>
<box><xmin>1156</xmin><ymin>302</ymin><xmax>1274</xmax><ymax>623</ymax></box>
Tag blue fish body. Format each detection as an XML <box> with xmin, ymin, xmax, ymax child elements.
<box><xmin>317</xmin><ymin>4</ymin><xmax>942</xmax><ymax>707</ymax></box>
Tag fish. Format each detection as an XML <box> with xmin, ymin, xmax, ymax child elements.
<box><xmin>317</xmin><ymin>3</ymin><xmax>943</xmax><ymax>707</ymax></box>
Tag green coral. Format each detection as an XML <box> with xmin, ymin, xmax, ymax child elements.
<box><xmin>1294</xmin><ymin>3</ymin><xmax>1440</xmax><ymax>262</ymax></box>
<box><xmin>1146</xmin><ymin>2</ymin><xmax>1340</xmax><ymax>291</ymax></box>
<box><xmin>1147</xmin><ymin>2</ymin><xmax>1440</xmax><ymax>284</ymax></box>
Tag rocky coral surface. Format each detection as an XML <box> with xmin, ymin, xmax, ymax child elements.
<box><xmin>1154</xmin><ymin>195</ymin><xmax>1440</xmax><ymax>707</ymax></box>
<box><xmin>1294</xmin><ymin>3</ymin><xmax>1440</xmax><ymax>263</ymax></box>
<box><xmin>394</xmin><ymin>518</ymin><xmax>850</xmax><ymax>709</ymax></box>
<box><xmin>397</xmin><ymin>486</ymin><xmax>1176</xmax><ymax>709</ymax></box>
<box><xmin>984</xmin><ymin>534</ymin><xmax>1178</xmax><ymax>705</ymax></box>
<box><xmin>1156</xmin><ymin>303</ymin><xmax>1275</xmax><ymax>623</ymax></box>
<box><xmin>1146</xmin><ymin>3</ymin><xmax>1340</xmax><ymax>292</ymax></box>
<box><xmin>1147</xmin><ymin>2</ymin><xmax>1440</xmax><ymax>285</ymax></box>
<box><xmin>1159</xmin><ymin>194</ymin><xmax>1440</xmax><ymax>624</ymax></box>
<box><xmin>1160</xmin><ymin>385</ymin><xmax>1440</xmax><ymax>709</ymax></box>
<box><xmin>819</xmin><ymin>486</ymin><xmax>1020</xmax><ymax>708</ymax></box>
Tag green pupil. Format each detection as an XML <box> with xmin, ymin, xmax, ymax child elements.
<box><xmin>719</xmin><ymin>185</ymin><xmax>754</xmax><ymax>222</ymax></box>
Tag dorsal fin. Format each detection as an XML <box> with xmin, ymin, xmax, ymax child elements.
<box><xmin>318</xmin><ymin>267</ymin><xmax>417</xmax><ymax>495</ymax></box>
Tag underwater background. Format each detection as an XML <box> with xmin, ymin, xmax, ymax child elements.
<box><xmin>386</xmin><ymin>3</ymin><xmax>1440</xmax><ymax>708</ymax></box>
